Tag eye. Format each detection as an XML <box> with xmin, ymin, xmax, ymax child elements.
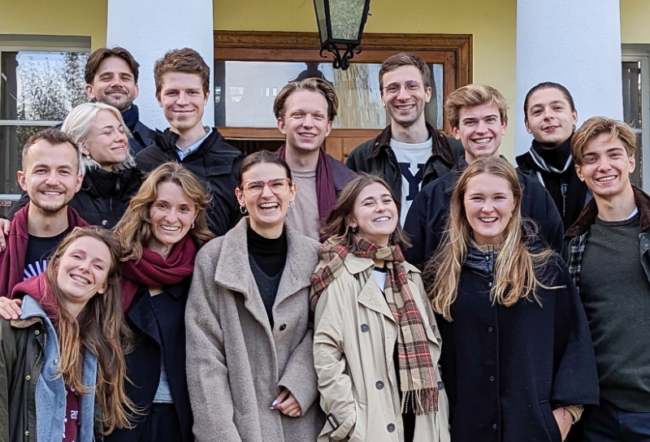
<box><xmin>72</xmin><ymin>254</ymin><xmax>83</xmax><ymax>260</ymax></box>
<box><xmin>382</xmin><ymin>198</ymin><xmax>393</xmax><ymax>205</ymax></box>
<box><xmin>156</xmin><ymin>201</ymin><xmax>167</xmax><ymax>209</ymax></box>
<box><xmin>385</xmin><ymin>84</ymin><xmax>399</xmax><ymax>94</ymax></box>
<box><xmin>532</xmin><ymin>109</ymin><xmax>542</xmax><ymax>116</ymax></box>
<box><xmin>247</xmin><ymin>182</ymin><xmax>264</xmax><ymax>192</ymax></box>
<box><xmin>93</xmin><ymin>263</ymin><xmax>105</xmax><ymax>270</ymax></box>
<box><xmin>59</xmin><ymin>170</ymin><xmax>71</xmax><ymax>176</ymax></box>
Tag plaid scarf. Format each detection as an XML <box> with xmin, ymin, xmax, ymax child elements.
<box><xmin>311</xmin><ymin>237</ymin><xmax>438</xmax><ymax>415</ymax></box>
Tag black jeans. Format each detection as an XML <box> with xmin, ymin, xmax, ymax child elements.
<box><xmin>137</xmin><ymin>403</ymin><xmax>182</xmax><ymax>442</ymax></box>
<box><xmin>581</xmin><ymin>399</ymin><xmax>650</xmax><ymax>442</ymax></box>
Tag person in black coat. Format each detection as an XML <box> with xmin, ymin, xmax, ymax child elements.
<box><xmin>404</xmin><ymin>84</ymin><xmax>564</xmax><ymax>269</ymax></box>
<box><xmin>7</xmin><ymin>102</ymin><xmax>144</xmax><ymax>228</ymax></box>
<box><xmin>425</xmin><ymin>157</ymin><xmax>599</xmax><ymax>442</ymax></box>
<box><xmin>135</xmin><ymin>48</ymin><xmax>243</xmax><ymax>237</ymax></box>
<box><xmin>108</xmin><ymin>162</ymin><xmax>214</xmax><ymax>442</ymax></box>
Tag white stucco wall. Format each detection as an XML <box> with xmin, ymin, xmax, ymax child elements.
<box><xmin>106</xmin><ymin>0</ymin><xmax>215</xmax><ymax>131</ymax></box>
<box><xmin>515</xmin><ymin>0</ymin><xmax>623</xmax><ymax>155</ymax></box>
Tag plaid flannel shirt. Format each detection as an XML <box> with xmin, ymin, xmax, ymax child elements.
<box><xmin>564</xmin><ymin>232</ymin><xmax>588</xmax><ymax>296</ymax></box>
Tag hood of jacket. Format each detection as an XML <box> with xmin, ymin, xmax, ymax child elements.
<box><xmin>12</xmin><ymin>273</ymin><xmax>59</xmax><ymax>321</ymax></box>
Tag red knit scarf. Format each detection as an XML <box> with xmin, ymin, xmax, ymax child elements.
<box><xmin>120</xmin><ymin>235</ymin><xmax>197</xmax><ymax>312</ymax></box>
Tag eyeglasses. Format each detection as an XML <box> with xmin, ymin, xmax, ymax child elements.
<box><xmin>241</xmin><ymin>178</ymin><xmax>291</xmax><ymax>195</ymax></box>
<box><xmin>383</xmin><ymin>80</ymin><xmax>422</xmax><ymax>95</ymax></box>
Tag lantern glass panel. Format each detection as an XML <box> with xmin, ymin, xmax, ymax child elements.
<box><xmin>330</xmin><ymin>0</ymin><xmax>366</xmax><ymax>41</ymax></box>
<box><xmin>313</xmin><ymin>0</ymin><xmax>329</xmax><ymax>44</ymax></box>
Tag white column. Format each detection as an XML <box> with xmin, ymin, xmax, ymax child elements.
<box><xmin>106</xmin><ymin>0</ymin><xmax>215</xmax><ymax>131</ymax></box>
<box><xmin>515</xmin><ymin>0</ymin><xmax>623</xmax><ymax>155</ymax></box>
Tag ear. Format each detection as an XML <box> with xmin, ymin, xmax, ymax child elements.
<box><xmin>80</xmin><ymin>140</ymin><xmax>90</xmax><ymax>157</ymax></box>
<box><xmin>524</xmin><ymin>118</ymin><xmax>531</xmax><ymax>134</ymax></box>
<box><xmin>202</xmin><ymin>90</ymin><xmax>210</xmax><ymax>106</ymax></box>
<box><xmin>500</xmin><ymin>118</ymin><xmax>508</xmax><ymax>136</ymax></box>
<box><xmin>324</xmin><ymin>120</ymin><xmax>333</xmax><ymax>138</ymax></box>
<box><xmin>345</xmin><ymin>214</ymin><xmax>357</xmax><ymax>229</ymax></box>
<box><xmin>629</xmin><ymin>153</ymin><xmax>636</xmax><ymax>174</ymax></box>
<box><xmin>75</xmin><ymin>171</ymin><xmax>84</xmax><ymax>193</ymax></box>
<box><xmin>97</xmin><ymin>281</ymin><xmax>107</xmax><ymax>295</ymax></box>
<box><xmin>450</xmin><ymin>125</ymin><xmax>461</xmax><ymax>141</ymax></box>
<box><xmin>423</xmin><ymin>85</ymin><xmax>432</xmax><ymax>104</ymax></box>
<box><xmin>84</xmin><ymin>84</ymin><xmax>96</xmax><ymax>100</ymax></box>
<box><xmin>17</xmin><ymin>170</ymin><xmax>27</xmax><ymax>192</ymax></box>
<box><xmin>289</xmin><ymin>182</ymin><xmax>297</xmax><ymax>202</ymax></box>
<box><xmin>156</xmin><ymin>93</ymin><xmax>163</xmax><ymax>107</ymax></box>
<box><xmin>571</xmin><ymin>109</ymin><xmax>578</xmax><ymax>127</ymax></box>
<box><xmin>277</xmin><ymin>118</ymin><xmax>287</xmax><ymax>135</ymax></box>
<box><xmin>575</xmin><ymin>163</ymin><xmax>585</xmax><ymax>182</ymax></box>
<box><xmin>235</xmin><ymin>187</ymin><xmax>245</xmax><ymax>208</ymax></box>
<box><xmin>133</xmin><ymin>83</ymin><xmax>140</xmax><ymax>100</ymax></box>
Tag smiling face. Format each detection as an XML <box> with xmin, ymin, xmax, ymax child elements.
<box><xmin>17</xmin><ymin>140</ymin><xmax>83</xmax><ymax>214</ymax></box>
<box><xmin>278</xmin><ymin>90</ymin><xmax>332</xmax><ymax>155</ymax></box>
<box><xmin>56</xmin><ymin>236</ymin><xmax>111</xmax><ymax>312</ymax></box>
<box><xmin>236</xmin><ymin>163</ymin><xmax>296</xmax><ymax>237</ymax></box>
<box><xmin>381</xmin><ymin>65</ymin><xmax>432</xmax><ymax>129</ymax></box>
<box><xmin>525</xmin><ymin>88</ymin><xmax>577</xmax><ymax>146</ymax></box>
<box><xmin>452</xmin><ymin>101</ymin><xmax>507</xmax><ymax>163</ymax></box>
<box><xmin>348</xmin><ymin>182</ymin><xmax>399</xmax><ymax>247</ymax></box>
<box><xmin>464</xmin><ymin>173</ymin><xmax>516</xmax><ymax>246</ymax></box>
<box><xmin>85</xmin><ymin>57</ymin><xmax>138</xmax><ymax>112</ymax></box>
<box><xmin>147</xmin><ymin>181</ymin><xmax>198</xmax><ymax>258</ymax></box>
<box><xmin>576</xmin><ymin>133</ymin><xmax>635</xmax><ymax>201</ymax></box>
<box><xmin>82</xmin><ymin>110</ymin><xmax>129</xmax><ymax>170</ymax></box>
<box><xmin>157</xmin><ymin>72</ymin><xmax>209</xmax><ymax>136</ymax></box>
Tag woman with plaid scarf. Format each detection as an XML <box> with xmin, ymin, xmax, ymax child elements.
<box><xmin>311</xmin><ymin>173</ymin><xmax>450</xmax><ymax>442</ymax></box>
<box><xmin>425</xmin><ymin>157</ymin><xmax>598</xmax><ymax>442</ymax></box>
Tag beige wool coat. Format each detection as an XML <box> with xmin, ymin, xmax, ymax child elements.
<box><xmin>186</xmin><ymin>219</ymin><xmax>323</xmax><ymax>442</ymax></box>
<box><xmin>313</xmin><ymin>254</ymin><xmax>451</xmax><ymax>442</ymax></box>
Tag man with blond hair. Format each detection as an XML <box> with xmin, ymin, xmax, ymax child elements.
<box><xmin>135</xmin><ymin>48</ymin><xmax>243</xmax><ymax>236</ymax></box>
<box><xmin>346</xmin><ymin>52</ymin><xmax>463</xmax><ymax>224</ymax></box>
<box><xmin>273</xmin><ymin>78</ymin><xmax>355</xmax><ymax>241</ymax></box>
<box><xmin>565</xmin><ymin>117</ymin><xmax>650</xmax><ymax>441</ymax></box>
<box><xmin>404</xmin><ymin>84</ymin><xmax>563</xmax><ymax>268</ymax></box>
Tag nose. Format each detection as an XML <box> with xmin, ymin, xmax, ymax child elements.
<box><xmin>164</xmin><ymin>209</ymin><xmax>179</xmax><ymax>223</ymax></box>
<box><xmin>375</xmin><ymin>201</ymin><xmax>387</xmax><ymax>212</ymax></box>
<box><xmin>109</xmin><ymin>73</ymin><xmax>124</xmax><ymax>87</ymax></box>
<box><xmin>177</xmin><ymin>91</ymin><xmax>189</xmax><ymax>105</ymax></box>
<box><xmin>480</xmin><ymin>201</ymin><xmax>494</xmax><ymax>213</ymax></box>
<box><xmin>476</xmin><ymin>119</ymin><xmax>489</xmax><ymax>133</ymax></box>
<box><xmin>303</xmin><ymin>114</ymin><xmax>314</xmax><ymax>127</ymax></box>
<box><xmin>596</xmin><ymin>157</ymin><xmax>612</xmax><ymax>172</ymax></box>
<box><xmin>261</xmin><ymin>183</ymin><xmax>274</xmax><ymax>197</ymax></box>
<box><xmin>45</xmin><ymin>170</ymin><xmax>60</xmax><ymax>186</ymax></box>
<box><xmin>396</xmin><ymin>84</ymin><xmax>410</xmax><ymax>100</ymax></box>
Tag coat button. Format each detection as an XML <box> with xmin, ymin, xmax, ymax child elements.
<box><xmin>489</xmin><ymin>376</ymin><xmax>495</xmax><ymax>382</ymax></box>
<box><xmin>25</xmin><ymin>431</ymin><xmax>29</xmax><ymax>436</ymax></box>
<box><xmin>25</xmin><ymin>375</ymin><xmax>31</xmax><ymax>381</ymax></box>
<box><xmin>279</xmin><ymin>324</ymin><xmax>287</xmax><ymax>331</ymax></box>
<box><xmin>488</xmin><ymin>327</ymin><xmax>493</xmax><ymax>332</ymax></box>
<box><xmin>387</xmin><ymin>423</ymin><xmax>395</xmax><ymax>432</ymax></box>
<box><xmin>492</xmin><ymin>423</ymin><xmax>497</xmax><ymax>430</ymax></box>
<box><xmin>34</xmin><ymin>330</ymin><xmax>40</xmax><ymax>335</ymax></box>
<box><xmin>360</xmin><ymin>324</ymin><xmax>369</xmax><ymax>332</ymax></box>
<box><xmin>488</xmin><ymin>281</ymin><xmax>493</xmax><ymax>287</ymax></box>
<box><xmin>376</xmin><ymin>381</ymin><xmax>384</xmax><ymax>390</ymax></box>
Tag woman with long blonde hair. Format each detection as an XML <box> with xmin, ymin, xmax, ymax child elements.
<box><xmin>0</xmin><ymin>226</ymin><xmax>136</xmax><ymax>442</ymax></box>
<box><xmin>426</xmin><ymin>157</ymin><xmax>598</xmax><ymax>442</ymax></box>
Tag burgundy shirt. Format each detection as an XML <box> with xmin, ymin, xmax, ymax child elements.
<box><xmin>62</xmin><ymin>385</ymin><xmax>80</xmax><ymax>442</ymax></box>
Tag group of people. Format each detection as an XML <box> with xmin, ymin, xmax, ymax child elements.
<box><xmin>0</xmin><ymin>45</ymin><xmax>646</xmax><ymax>442</ymax></box>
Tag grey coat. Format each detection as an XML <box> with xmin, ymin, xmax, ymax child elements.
<box><xmin>185</xmin><ymin>219</ymin><xmax>322</xmax><ymax>442</ymax></box>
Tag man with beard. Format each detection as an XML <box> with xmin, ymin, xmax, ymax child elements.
<box><xmin>84</xmin><ymin>47</ymin><xmax>157</xmax><ymax>154</ymax></box>
<box><xmin>0</xmin><ymin>129</ymin><xmax>87</xmax><ymax>297</ymax></box>
<box><xmin>346</xmin><ymin>52</ymin><xmax>463</xmax><ymax>224</ymax></box>
<box><xmin>516</xmin><ymin>82</ymin><xmax>590</xmax><ymax>230</ymax></box>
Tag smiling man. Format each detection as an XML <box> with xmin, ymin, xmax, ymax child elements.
<box><xmin>273</xmin><ymin>78</ymin><xmax>356</xmax><ymax>241</ymax></box>
<box><xmin>565</xmin><ymin>117</ymin><xmax>650</xmax><ymax>442</ymax></box>
<box><xmin>84</xmin><ymin>47</ymin><xmax>156</xmax><ymax>154</ymax></box>
<box><xmin>403</xmin><ymin>84</ymin><xmax>563</xmax><ymax>269</ymax></box>
<box><xmin>0</xmin><ymin>129</ymin><xmax>87</xmax><ymax>297</ymax></box>
<box><xmin>517</xmin><ymin>82</ymin><xmax>590</xmax><ymax>229</ymax></box>
<box><xmin>135</xmin><ymin>48</ymin><xmax>244</xmax><ymax>237</ymax></box>
<box><xmin>346</xmin><ymin>53</ymin><xmax>463</xmax><ymax>224</ymax></box>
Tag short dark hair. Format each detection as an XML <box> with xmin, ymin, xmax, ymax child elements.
<box><xmin>273</xmin><ymin>78</ymin><xmax>338</xmax><ymax>122</ymax></box>
<box><xmin>524</xmin><ymin>82</ymin><xmax>576</xmax><ymax>120</ymax></box>
<box><xmin>379</xmin><ymin>52</ymin><xmax>431</xmax><ymax>92</ymax></box>
<box><xmin>22</xmin><ymin>128</ymin><xmax>82</xmax><ymax>171</ymax></box>
<box><xmin>154</xmin><ymin>48</ymin><xmax>210</xmax><ymax>96</ymax></box>
<box><xmin>85</xmin><ymin>47</ymin><xmax>139</xmax><ymax>84</ymax></box>
<box><xmin>321</xmin><ymin>173</ymin><xmax>412</xmax><ymax>251</ymax></box>
<box><xmin>238</xmin><ymin>150</ymin><xmax>292</xmax><ymax>185</ymax></box>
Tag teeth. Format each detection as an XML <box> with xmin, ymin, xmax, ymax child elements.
<box><xmin>260</xmin><ymin>203</ymin><xmax>279</xmax><ymax>209</ymax></box>
<box><xmin>596</xmin><ymin>176</ymin><xmax>616</xmax><ymax>182</ymax></box>
<box><xmin>161</xmin><ymin>225</ymin><xmax>180</xmax><ymax>231</ymax></box>
<box><xmin>374</xmin><ymin>216</ymin><xmax>390</xmax><ymax>222</ymax></box>
<box><xmin>71</xmin><ymin>275</ymin><xmax>89</xmax><ymax>284</ymax></box>
<box><xmin>480</xmin><ymin>217</ymin><xmax>497</xmax><ymax>222</ymax></box>
<box><xmin>473</xmin><ymin>138</ymin><xmax>491</xmax><ymax>144</ymax></box>
<box><xmin>43</xmin><ymin>191</ymin><xmax>61</xmax><ymax>195</ymax></box>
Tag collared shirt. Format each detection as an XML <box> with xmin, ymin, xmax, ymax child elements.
<box><xmin>175</xmin><ymin>127</ymin><xmax>212</xmax><ymax>161</ymax></box>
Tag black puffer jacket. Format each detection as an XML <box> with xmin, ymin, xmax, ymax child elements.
<box><xmin>404</xmin><ymin>156</ymin><xmax>565</xmax><ymax>269</ymax></box>
<box><xmin>8</xmin><ymin>167</ymin><xmax>143</xmax><ymax>229</ymax></box>
<box><xmin>136</xmin><ymin>129</ymin><xmax>244</xmax><ymax>237</ymax></box>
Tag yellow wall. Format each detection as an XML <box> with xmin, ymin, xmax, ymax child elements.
<box><xmin>621</xmin><ymin>0</ymin><xmax>650</xmax><ymax>44</ymax></box>
<box><xmin>0</xmin><ymin>0</ymin><xmax>107</xmax><ymax>49</ymax></box>
<box><xmin>214</xmin><ymin>0</ymin><xmax>518</xmax><ymax>157</ymax></box>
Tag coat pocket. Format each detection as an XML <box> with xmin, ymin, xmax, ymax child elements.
<box><xmin>539</xmin><ymin>400</ymin><xmax>563</xmax><ymax>442</ymax></box>
<box><xmin>318</xmin><ymin>400</ymin><xmax>367</xmax><ymax>442</ymax></box>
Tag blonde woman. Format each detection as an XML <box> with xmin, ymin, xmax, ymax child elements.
<box><xmin>311</xmin><ymin>173</ymin><xmax>450</xmax><ymax>442</ymax></box>
<box><xmin>426</xmin><ymin>157</ymin><xmax>598</xmax><ymax>442</ymax></box>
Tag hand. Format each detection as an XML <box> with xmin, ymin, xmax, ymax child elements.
<box><xmin>553</xmin><ymin>407</ymin><xmax>572</xmax><ymax>441</ymax></box>
<box><xmin>0</xmin><ymin>218</ymin><xmax>9</xmax><ymax>252</ymax></box>
<box><xmin>0</xmin><ymin>297</ymin><xmax>22</xmax><ymax>320</ymax></box>
<box><xmin>270</xmin><ymin>388</ymin><xmax>302</xmax><ymax>417</ymax></box>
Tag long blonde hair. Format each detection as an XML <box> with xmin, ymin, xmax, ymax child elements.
<box><xmin>426</xmin><ymin>157</ymin><xmax>555</xmax><ymax>321</ymax></box>
<box><xmin>113</xmin><ymin>162</ymin><xmax>213</xmax><ymax>262</ymax></box>
<box><xmin>46</xmin><ymin>227</ymin><xmax>136</xmax><ymax>433</ymax></box>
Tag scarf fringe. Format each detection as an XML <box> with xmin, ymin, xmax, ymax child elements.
<box><xmin>401</xmin><ymin>387</ymin><xmax>439</xmax><ymax>416</ymax></box>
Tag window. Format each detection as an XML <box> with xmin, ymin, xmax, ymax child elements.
<box><xmin>214</xmin><ymin>31</ymin><xmax>472</xmax><ymax>160</ymax></box>
<box><xmin>0</xmin><ymin>35</ymin><xmax>90</xmax><ymax>216</ymax></box>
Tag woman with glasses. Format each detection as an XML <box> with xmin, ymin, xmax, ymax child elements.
<box><xmin>186</xmin><ymin>150</ymin><xmax>322</xmax><ymax>442</ymax></box>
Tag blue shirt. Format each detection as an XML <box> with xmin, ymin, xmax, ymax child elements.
<box><xmin>175</xmin><ymin>127</ymin><xmax>212</xmax><ymax>161</ymax></box>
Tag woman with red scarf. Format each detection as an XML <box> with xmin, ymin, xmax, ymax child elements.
<box><xmin>107</xmin><ymin>162</ymin><xmax>213</xmax><ymax>442</ymax></box>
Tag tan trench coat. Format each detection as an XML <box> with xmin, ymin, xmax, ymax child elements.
<box><xmin>313</xmin><ymin>254</ymin><xmax>451</xmax><ymax>442</ymax></box>
<box><xmin>186</xmin><ymin>219</ymin><xmax>323</xmax><ymax>442</ymax></box>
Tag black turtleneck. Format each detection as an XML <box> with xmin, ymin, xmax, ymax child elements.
<box><xmin>531</xmin><ymin>137</ymin><xmax>572</xmax><ymax>171</ymax></box>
